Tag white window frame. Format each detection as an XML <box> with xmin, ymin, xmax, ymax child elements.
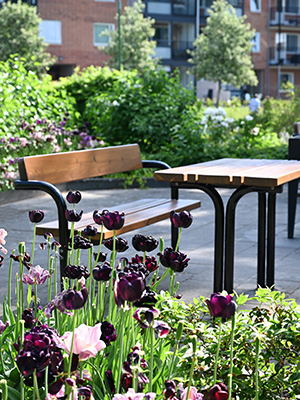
<box><xmin>251</xmin><ymin>32</ymin><xmax>261</xmax><ymax>53</ymax></box>
<box><xmin>280</xmin><ymin>72</ymin><xmax>294</xmax><ymax>91</ymax></box>
<box><xmin>250</xmin><ymin>0</ymin><xmax>261</xmax><ymax>12</ymax></box>
<box><xmin>39</xmin><ymin>20</ymin><xmax>62</xmax><ymax>45</ymax></box>
<box><xmin>94</xmin><ymin>0</ymin><xmax>115</xmax><ymax>2</ymax></box>
<box><xmin>93</xmin><ymin>23</ymin><xmax>115</xmax><ymax>47</ymax></box>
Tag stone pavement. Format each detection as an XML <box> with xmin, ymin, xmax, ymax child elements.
<box><xmin>0</xmin><ymin>183</ymin><xmax>299</xmax><ymax>313</ymax></box>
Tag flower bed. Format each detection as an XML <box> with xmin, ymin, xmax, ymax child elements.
<box><xmin>0</xmin><ymin>192</ymin><xmax>299</xmax><ymax>399</ymax></box>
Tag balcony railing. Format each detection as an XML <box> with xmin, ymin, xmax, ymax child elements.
<box><xmin>155</xmin><ymin>39</ymin><xmax>193</xmax><ymax>60</ymax></box>
<box><xmin>173</xmin><ymin>0</ymin><xmax>196</xmax><ymax>16</ymax></box>
<box><xmin>269</xmin><ymin>46</ymin><xmax>300</xmax><ymax>65</ymax></box>
<box><xmin>270</xmin><ymin>6</ymin><xmax>300</xmax><ymax>26</ymax></box>
<box><xmin>0</xmin><ymin>0</ymin><xmax>37</xmax><ymax>5</ymax></box>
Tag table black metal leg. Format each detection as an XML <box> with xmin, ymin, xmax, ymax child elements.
<box><xmin>257</xmin><ymin>192</ymin><xmax>266</xmax><ymax>288</ymax></box>
<box><xmin>267</xmin><ymin>192</ymin><xmax>277</xmax><ymax>288</ymax></box>
<box><xmin>171</xmin><ymin>182</ymin><xmax>224</xmax><ymax>293</ymax></box>
<box><xmin>288</xmin><ymin>178</ymin><xmax>299</xmax><ymax>238</ymax></box>
<box><xmin>224</xmin><ymin>186</ymin><xmax>260</xmax><ymax>294</ymax></box>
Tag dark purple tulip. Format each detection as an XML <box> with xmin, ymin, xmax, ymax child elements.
<box><xmin>21</xmin><ymin>309</ymin><xmax>34</xmax><ymax>329</ymax></box>
<box><xmin>105</xmin><ymin>370</ymin><xmax>115</xmax><ymax>394</ymax></box>
<box><xmin>0</xmin><ymin>255</ymin><xmax>3</xmax><ymax>267</ymax></box>
<box><xmin>64</xmin><ymin>264</ymin><xmax>90</xmax><ymax>280</ymax></box>
<box><xmin>82</xmin><ymin>225</ymin><xmax>98</xmax><ymax>238</ymax></box>
<box><xmin>65</xmin><ymin>209</ymin><xmax>83</xmax><ymax>222</ymax></box>
<box><xmin>206</xmin><ymin>293</ymin><xmax>237</xmax><ymax>319</ymax></box>
<box><xmin>164</xmin><ymin>380</ymin><xmax>177</xmax><ymax>399</ymax></box>
<box><xmin>93</xmin><ymin>262</ymin><xmax>112</xmax><ymax>281</ymax></box>
<box><xmin>93</xmin><ymin>210</ymin><xmax>104</xmax><ymax>226</ymax></box>
<box><xmin>100</xmin><ymin>321</ymin><xmax>117</xmax><ymax>346</ymax></box>
<box><xmin>70</xmin><ymin>235</ymin><xmax>93</xmax><ymax>250</ymax></box>
<box><xmin>170</xmin><ymin>210</ymin><xmax>193</xmax><ymax>228</ymax></box>
<box><xmin>66</xmin><ymin>190</ymin><xmax>82</xmax><ymax>204</ymax></box>
<box><xmin>99</xmin><ymin>210</ymin><xmax>125</xmax><ymax>231</ymax></box>
<box><xmin>77</xmin><ymin>386</ymin><xmax>94</xmax><ymax>399</ymax></box>
<box><xmin>104</xmin><ymin>237</ymin><xmax>129</xmax><ymax>253</ymax></box>
<box><xmin>10</xmin><ymin>252</ymin><xmax>32</xmax><ymax>269</ymax></box>
<box><xmin>63</xmin><ymin>286</ymin><xmax>88</xmax><ymax>310</ymax></box>
<box><xmin>132</xmin><ymin>234</ymin><xmax>158</xmax><ymax>252</ymax></box>
<box><xmin>209</xmin><ymin>383</ymin><xmax>229</xmax><ymax>400</ymax></box>
<box><xmin>0</xmin><ymin>320</ymin><xmax>8</xmax><ymax>334</ymax></box>
<box><xmin>131</xmin><ymin>254</ymin><xmax>158</xmax><ymax>274</ymax></box>
<box><xmin>158</xmin><ymin>247</ymin><xmax>189</xmax><ymax>272</ymax></box>
<box><xmin>29</xmin><ymin>210</ymin><xmax>44</xmax><ymax>223</ymax></box>
<box><xmin>115</xmin><ymin>272</ymin><xmax>145</xmax><ymax>305</ymax></box>
<box><xmin>133</xmin><ymin>286</ymin><xmax>157</xmax><ymax>307</ymax></box>
<box><xmin>93</xmin><ymin>251</ymin><xmax>107</xmax><ymax>262</ymax></box>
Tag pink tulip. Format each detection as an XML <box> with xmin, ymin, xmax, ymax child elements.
<box><xmin>0</xmin><ymin>228</ymin><xmax>7</xmax><ymax>254</ymax></box>
<box><xmin>22</xmin><ymin>265</ymin><xmax>50</xmax><ymax>285</ymax></box>
<box><xmin>58</xmin><ymin>323</ymin><xmax>106</xmax><ymax>361</ymax></box>
<box><xmin>113</xmin><ymin>388</ymin><xmax>156</xmax><ymax>400</ymax></box>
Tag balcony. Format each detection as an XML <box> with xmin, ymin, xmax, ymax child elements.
<box><xmin>270</xmin><ymin>6</ymin><xmax>300</xmax><ymax>26</ymax></box>
<box><xmin>155</xmin><ymin>39</ymin><xmax>193</xmax><ymax>60</ymax></box>
<box><xmin>269</xmin><ymin>46</ymin><xmax>300</xmax><ymax>65</ymax></box>
<box><xmin>173</xmin><ymin>0</ymin><xmax>196</xmax><ymax>16</ymax></box>
<box><xmin>0</xmin><ymin>0</ymin><xmax>37</xmax><ymax>5</ymax></box>
<box><xmin>200</xmin><ymin>1</ymin><xmax>243</xmax><ymax>24</ymax></box>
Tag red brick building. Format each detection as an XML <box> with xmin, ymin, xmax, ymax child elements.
<box><xmin>11</xmin><ymin>0</ymin><xmax>300</xmax><ymax>98</ymax></box>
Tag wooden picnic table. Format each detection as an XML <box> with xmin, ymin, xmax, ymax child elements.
<box><xmin>154</xmin><ymin>158</ymin><xmax>300</xmax><ymax>294</ymax></box>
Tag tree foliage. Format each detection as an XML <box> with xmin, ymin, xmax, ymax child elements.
<box><xmin>0</xmin><ymin>0</ymin><xmax>54</xmax><ymax>75</ymax></box>
<box><xmin>189</xmin><ymin>0</ymin><xmax>258</xmax><ymax>106</ymax></box>
<box><xmin>100</xmin><ymin>0</ymin><xmax>159</xmax><ymax>73</ymax></box>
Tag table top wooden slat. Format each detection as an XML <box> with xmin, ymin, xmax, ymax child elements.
<box><xmin>154</xmin><ymin>158</ymin><xmax>300</xmax><ymax>187</ymax></box>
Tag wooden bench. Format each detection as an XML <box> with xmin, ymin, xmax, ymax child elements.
<box><xmin>15</xmin><ymin>144</ymin><xmax>200</xmax><ymax>279</ymax></box>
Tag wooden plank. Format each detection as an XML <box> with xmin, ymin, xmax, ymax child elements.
<box><xmin>36</xmin><ymin>198</ymin><xmax>201</xmax><ymax>242</ymax></box>
<box><xmin>19</xmin><ymin>144</ymin><xmax>143</xmax><ymax>184</ymax></box>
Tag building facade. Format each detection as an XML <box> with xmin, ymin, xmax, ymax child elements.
<box><xmin>3</xmin><ymin>0</ymin><xmax>300</xmax><ymax>98</ymax></box>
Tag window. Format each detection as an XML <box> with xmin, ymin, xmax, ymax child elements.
<box><xmin>154</xmin><ymin>22</ymin><xmax>170</xmax><ymax>46</ymax></box>
<box><xmin>287</xmin><ymin>34</ymin><xmax>298</xmax><ymax>52</ymax></box>
<box><xmin>251</xmin><ymin>32</ymin><xmax>261</xmax><ymax>53</ymax></box>
<box><xmin>250</xmin><ymin>0</ymin><xmax>261</xmax><ymax>12</ymax></box>
<box><xmin>286</xmin><ymin>0</ymin><xmax>299</xmax><ymax>13</ymax></box>
<box><xmin>93</xmin><ymin>23</ymin><xmax>114</xmax><ymax>46</ymax></box>
<box><xmin>280</xmin><ymin>72</ymin><xmax>294</xmax><ymax>91</ymax></box>
<box><xmin>39</xmin><ymin>20</ymin><xmax>62</xmax><ymax>45</ymax></box>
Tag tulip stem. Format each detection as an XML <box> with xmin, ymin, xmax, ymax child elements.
<box><xmin>116</xmin><ymin>307</ymin><xmax>125</xmax><ymax>393</ymax></box>
<box><xmin>31</xmin><ymin>223</ymin><xmax>36</xmax><ymax>264</ymax></box>
<box><xmin>255</xmin><ymin>336</ymin><xmax>260</xmax><ymax>400</ymax></box>
<box><xmin>149</xmin><ymin>326</ymin><xmax>155</xmax><ymax>392</ymax></box>
<box><xmin>33</xmin><ymin>369</ymin><xmax>41</xmax><ymax>400</ymax></box>
<box><xmin>228</xmin><ymin>314</ymin><xmax>236</xmax><ymax>400</ymax></box>
<box><xmin>186</xmin><ymin>337</ymin><xmax>197</xmax><ymax>400</ymax></box>
<box><xmin>94</xmin><ymin>225</ymin><xmax>104</xmax><ymax>267</ymax></box>
<box><xmin>8</xmin><ymin>251</ymin><xmax>14</xmax><ymax>309</ymax></box>
<box><xmin>175</xmin><ymin>227</ymin><xmax>182</xmax><ymax>252</ymax></box>
<box><xmin>34</xmin><ymin>282</ymin><xmax>38</xmax><ymax>318</ymax></box>
<box><xmin>213</xmin><ymin>318</ymin><xmax>222</xmax><ymax>385</ymax></box>
<box><xmin>67</xmin><ymin>311</ymin><xmax>77</xmax><ymax>379</ymax></box>
<box><xmin>151</xmin><ymin>268</ymin><xmax>170</xmax><ymax>290</ymax></box>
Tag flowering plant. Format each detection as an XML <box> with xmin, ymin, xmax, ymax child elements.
<box><xmin>0</xmin><ymin>191</ymin><xmax>300</xmax><ymax>399</ymax></box>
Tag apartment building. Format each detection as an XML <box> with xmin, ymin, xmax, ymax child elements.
<box><xmin>3</xmin><ymin>0</ymin><xmax>300</xmax><ymax>98</ymax></box>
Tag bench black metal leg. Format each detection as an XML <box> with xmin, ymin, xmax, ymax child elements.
<box><xmin>288</xmin><ymin>178</ymin><xmax>299</xmax><ymax>238</ymax></box>
<box><xmin>257</xmin><ymin>192</ymin><xmax>266</xmax><ymax>288</ymax></box>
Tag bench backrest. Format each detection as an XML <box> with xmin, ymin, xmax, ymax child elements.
<box><xmin>18</xmin><ymin>144</ymin><xmax>143</xmax><ymax>185</ymax></box>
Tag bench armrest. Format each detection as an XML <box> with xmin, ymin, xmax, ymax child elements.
<box><xmin>15</xmin><ymin>179</ymin><xmax>69</xmax><ymax>280</ymax></box>
<box><xmin>142</xmin><ymin>160</ymin><xmax>171</xmax><ymax>170</ymax></box>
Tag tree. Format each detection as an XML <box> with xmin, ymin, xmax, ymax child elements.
<box><xmin>100</xmin><ymin>0</ymin><xmax>159</xmax><ymax>73</ymax></box>
<box><xmin>0</xmin><ymin>0</ymin><xmax>54</xmax><ymax>76</ymax></box>
<box><xmin>189</xmin><ymin>0</ymin><xmax>258</xmax><ymax>106</ymax></box>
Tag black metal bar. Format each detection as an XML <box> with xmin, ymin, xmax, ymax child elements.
<box><xmin>257</xmin><ymin>192</ymin><xmax>266</xmax><ymax>287</ymax></box>
<box><xmin>288</xmin><ymin>179</ymin><xmax>299</xmax><ymax>238</ymax></box>
<box><xmin>15</xmin><ymin>179</ymin><xmax>68</xmax><ymax>285</ymax></box>
<box><xmin>267</xmin><ymin>191</ymin><xmax>277</xmax><ymax>288</ymax></box>
<box><xmin>171</xmin><ymin>182</ymin><xmax>224</xmax><ymax>293</ymax></box>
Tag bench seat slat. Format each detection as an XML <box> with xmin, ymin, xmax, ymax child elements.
<box><xmin>36</xmin><ymin>198</ymin><xmax>201</xmax><ymax>242</ymax></box>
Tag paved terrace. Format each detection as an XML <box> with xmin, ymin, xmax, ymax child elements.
<box><xmin>0</xmin><ymin>183</ymin><xmax>299</xmax><ymax>312</ymax></box>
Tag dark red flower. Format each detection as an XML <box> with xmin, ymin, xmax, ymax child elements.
<box><xmin>96</xmin><ymin>210</ymin><xmax>125</xmax><ymax>231</ymax></box>
<box><xmin>65</xmin><ymin>209</ymin><xmax>83</xmax><ymax>222</ymax></box>
<box><xmin>103</xmin><ymin>237</ymin><xmax>129</xmax><ymax>253</ymax></box>
<box><xmin>66</xmin><ymin>191</ymin><xmax>82</xmax><ymax>204</ymax></box>
<box><xmin>170</xmin><ymin>210</ymin><xmax>193</xmax><ymax>228</ymax></box>
<box><xmin>93</xmin><ymin>210</ymin><xmax>104</xmax><ymax>225</ymax></box>
<box><xmin>69</xmin><ymin>235</ymin><xmax>93</xmax><ymax>250</ymax></box>
<box><xmin>93</xmin><ymin>262</ymin><xmax>112</xmax><ymax>281</ymax></box>
<box><xmin>209</xmin><ymin>383</ymin><xmax>229</xmax><ymax>400</ymax></box>
<box><xmin>158</xmin><ymin>247</ymin><xmax>189</xmax><ymax>272</ymax></box>
<box><xmin>0</xmin><ymin>255</ymin><xmax>3</xmax><ymax>267</ymax></box>
<box><xmin>131</xmin><ymin>254</ymin><xmax>158</xmax><ymax>274</ymax></box>
<box><xmin>93</xmin><ymin>251</ymin><xmax>107</xmax><ymax>262</ymax></box>
<box><xmin>29</xmin><ymin>210</ymin><xmax>44</xmax><ymax>223</ymax></box>
<box><xmin>115</xmin><ymin>272</ymin><xmax>145</xmax><ymax>306</ymax></box>
<box><xmin>105</xmin><ymin>370</ymin><xmax>115</xmax><ymax>394</ymax></box>
<box><xmin>64</xmin><ymin>265</ymin><xmax>90</xmax><ymax>280</ymax></box>
<box><xmin>100</xmin><ymin>321</ymin><xmax>117</xmax><ymax>346</ymax></box>
<box><xmin>164</xmin><ymin>380</ymin><xmax>177</xmax><ymax>399</ymax></box>
<box><xmin>132</xmin><ymin>234</ymin><xmax>158</xmax><ymax>252</ymax></box>
<box><xmin>206</xmin><ymin>293</ymin><xmax>237</xmax><ymax>319</ymax></box>
<box><xmin>63</xmin><ymin>286</ymin><xmax>88</xmax><ymax>310</ymax></box>
<box><xmin>22</xmin><ymin>309</ymin><xmax>35</xmax><ymax>329</ymax></box>
<box><xmin>82</xmin><ymin>225</ymin><xmax>98</xmax><ymax>238</ymax></box>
